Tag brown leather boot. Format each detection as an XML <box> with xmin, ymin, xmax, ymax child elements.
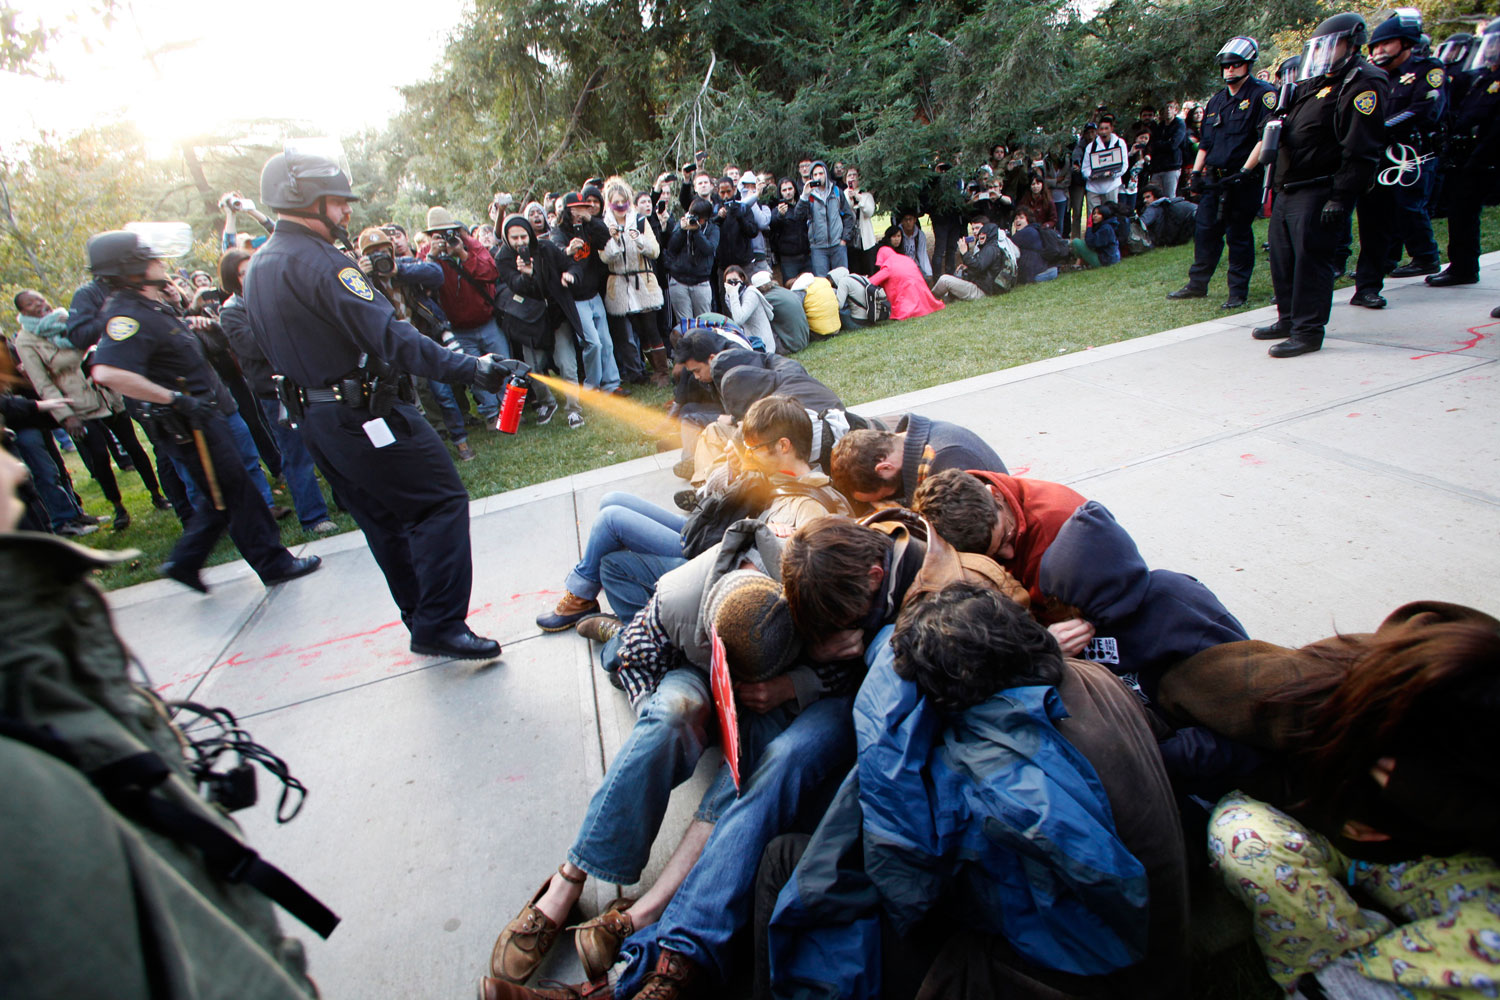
<box><xmin>536</xmin><ymin>591</ymin><xmax>601</xmax><ymax>632</ymax></box>
<box><xmin>489</xmin><ymin>869</ymin><xmax>581</xmax><ymax>982</ymax></box>
<box><xmin>571</xmin><ymin>896</ymin><xmax>635</xmax><ymax>981</ymax></box>
<box><xmin>646</xmin><ymin>346</ymin><xmax>671</xmax><ymax>387</ymax></box>
<box><xmin>635</xmin><ymin>948</ymin><xmax>698</xmax><ymax>1000</ymax></box>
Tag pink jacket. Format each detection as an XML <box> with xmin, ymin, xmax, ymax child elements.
<box><xmin>869</xmin><ymin>246</ymin><xmax>944</xmax><ymax>320</ymax></box>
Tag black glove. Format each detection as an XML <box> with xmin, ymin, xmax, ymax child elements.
<box><xmin>1188</xmin><ymin>171</ymin><xmax>1204</xmax><ymax>197</ymax></box>
<box><xmin>473</xmin><ymin>354</ymin><xmax>531</xmax><ymax>393</ymax></box>
<box><xmin>1320</xmin><ymin>199</ymin><xmax>1349</xmax><ymax>228</ymax></box>
<box><xmin>170</xmin><ymin>391</ymin><xmax>211</xmax><ymax>428</ymax></box>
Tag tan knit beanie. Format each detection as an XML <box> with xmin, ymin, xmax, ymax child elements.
<box><xmin>705</xmin><ymin>570</ymin><xmax>800</xmax><ymax>682</ymax></box>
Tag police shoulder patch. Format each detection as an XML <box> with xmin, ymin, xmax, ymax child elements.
<box><xmin>338</xmin><ymin>267</ymin><xmax>374</xmax><ymax>301</ymax></box>
<box><xmin>105</xmin><ymin>316</ymin><xmax>139</xmax><ymax>341</ymax></box>
<box><xmin>1353</xmin><ymin>90</ymin><xmax>1378</xmax><ymax>116</ymax></box>
<box><xmin>1427</xmin><ymin>67</ymin><xmax>1444</xmax><ymax>88</ymax></box>
<box><xmin>1262</xmin><ymin>91</ymin><xmax>1277</xmax><ymax>109</ymax></box>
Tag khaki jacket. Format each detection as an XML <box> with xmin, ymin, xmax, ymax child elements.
<box><xmin>13</xmin><ymin>328</ymin><xmax>122</xmax><ymax>421</ymax></box>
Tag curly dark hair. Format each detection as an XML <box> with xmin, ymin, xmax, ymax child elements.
<box><xmin>781</xmin><ymin>517</ymin><xmax>891</xmax><ymax>639</ymax></box>
<box><xmin>911</xmin><ymin>469</ymin><xmax>999</xmax><ymax>555</ymax></box>
<box><xmin>829</xmin><ymin>429</ymin><xmax>900</xmax><ymax>498</ymax></box>
<box><xmin>892</xmin><ymin>582</ymin><xmax>1062</xmax><ymax>712</ymax></box>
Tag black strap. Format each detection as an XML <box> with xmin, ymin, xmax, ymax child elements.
<box><xmin>1</xmin><ymin>719</ymin><xmax>340</xmax><ymax>939</ymax></box>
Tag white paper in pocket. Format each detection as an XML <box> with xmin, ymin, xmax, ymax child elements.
<box><xmin>362</xmin><ymin>418</ymin><xmax>396</xmax><ymax>448</ymax></box>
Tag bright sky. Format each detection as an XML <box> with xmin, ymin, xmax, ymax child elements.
<box><xmin>0</xmin><ymin>0</ymin><xmax>471</xmax><ymax>152</ymax></box>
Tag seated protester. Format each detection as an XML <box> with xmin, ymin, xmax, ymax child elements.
<box><xmin>787</xmin><ymin>272</ymin><xmax>841</xmax><ymax>339</ymax></box>
<box><xmin>867</xmin><ymin>243</ymin><xmax>944</xmax><ymax>320</ymax></box>
<box><xmin>1010</xmin><ymin>209</ymin><xmax>1061</xmax><ymax>284</ymax></box>
<box><xmin>667</xmin><ymin>330</ymin><xmax>743</xmax><ymax>481</ymax></box>
<box><xmin>1139</xmin><ymin>184</ymin><xmax>1197</xmax><ymax>247</ymax></box>
<box><xmin>749</xmin><ymin>270</ymin><xmax>810</xmax><ymax>354</ymax></box>
<box><xmin>768</xmin><ymin>581</ymin><xmax>1189</xmax><ymax>1000</ymax></box>
<box><xmin>930</xmin><ymin>218</ymin><xmax>1016</xmax><ymax>302</ymax></box>
<box><xmin>893</xmin><ymin>211</ymin><xmax>934</xmax><ymax>282</ymax></box>
<box><xmin>1071</xmin><ymin>205</ymin><xmax>1121</xmax><ymax>268</ymax></box>
<box><xmin>493</xmin><ymin>215</ymin><xmax>586</xmax><ymax>428</ymax></box>
<box><xmin>534</xmin><ymin>396</ymin><xmax>848</xmax><ymax>633</ymax></box>
<box><xmin>911</xmin><ymin>468</ymin><xmax>1246</xmax><ymax>684</ymax></box>
<box><xmin>664</xmin><ymin>199</ymin><xmax>721</xmax><ymax>323</ymax></box>
<box><xmin>1018</xmin><ymin>173</ymin><xmax>1058</xmax><ymax>230</ymax></box>
<box><xmin>767</xmin><ymin>178</ymin><xmax>812</xmax><ymax>282</ymax></box>
<box><xmin>487</xmin><ymin>527</ymin><xmax>814</xmax><ymax>992</ymax></box>
<box><xmin>830</xmin><ymin>415</ymin><xmax>1007</xmax><ymax>506</ymax></box>
<box><xmin>824</xmin><ymin>267</ymin><xmax>886</xmax><ymax>329</ymax></box>
<box><xmin>722</xmin><ymin>266</ymin><xmax>777</xmax><ymax>353</ymax></box>
<box><xmin>585</xmin><ymin>514</ymin><xmax>934</xmax><ymax>1000</ymax></box>
<box><xmin>1166</xmin><ymin>603</ymin><xmax>1500</xmax><ymax>999</ymax></box>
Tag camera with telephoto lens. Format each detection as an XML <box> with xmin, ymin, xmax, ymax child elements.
<box><xmin>367</xmin><ymin>248</ymin><xmax>396</xmax><ymax>277</ymax></box>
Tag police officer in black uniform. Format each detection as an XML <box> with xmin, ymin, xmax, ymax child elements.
<box><xmin>88</xmin><ymin>230</ymin><xmax>321</xmax><ymax>593</ymax></box>
<box><xmin>1168</xmin><ymin>35</ymin><xmax>1277</xmax><ymax>308</ymax></box>
<box><xmin>244</xmin><ymin>150</ymin><xmax>513</xmax><ymax>660</ymax></box>
<box><xmin>1426</xmin><ymin>19</ymin><xmax>1500</xmax><ymax>290</ymax></box>
<box><xmin>1253</xmin><ymin>13</ymin><xmax>1389</xmax><ymax>358</ymax></box>
<box><xmin>1348</xmin><ymin>10</ymin><xmax>1449</xmax><ymax>310</ymax></box>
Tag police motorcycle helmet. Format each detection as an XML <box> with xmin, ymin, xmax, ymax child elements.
<box><xmin>88</xmin><ymin>222</ymin><xmax>194</xmax><ymax>283</ymax></box>
<box><xmin>1299</xmin><ymin>12</ymin><xmax>1369</xmax><ymax>80</ymax></box>
<box><xmin>1217</xmin><ymin>35</ymin><xmax>1260</xmax><ymax>65</ymax></box>
<box><xmin>1467</xmin><ymin>19</ymin><xmax>1500</xmax><ymax>74</ymax></box>
<box><xmin>260</xmin><ymin>138</ymin><xmax>360</xmax><ymax>241</ymax></box>
<box><xmin>1435</xmin><ymin>32</ymin><xmax>1475</xmax><ymax>66</ymax></box>
<box><xmin>1368</xmin><ymin>8</ymin><xmax>1423</xmax><ymax>67</ymax></box>
<box><xmin>1276</xmin><ymin>54</ymin><xmax>1303</xmax><ymax>84</ymax></box>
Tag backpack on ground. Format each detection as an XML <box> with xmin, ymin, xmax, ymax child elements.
<box><xmin>1150</xmin><ymin>197</ymin><xmax>1198</xmax><ymax>247</ymax></box>
<box><xmin>838</xmin><ymin>273</ymin><xmax>891</xmax><ymax>324</ymax></box>
<box><xmin>1035</xmin><ymin>225</ymin><xmax>1073</xmax><ymax>265</ymax></box>
<box><xmin>680</xmin><ymin>473</ymin><xmax>774</xmax><ymax>558</ymax></box>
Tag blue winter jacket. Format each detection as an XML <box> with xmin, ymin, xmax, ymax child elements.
<box><xmin>768</xmin><ymin>630</ymin><xmax>1150</xmax><ymax>998</ymax></box>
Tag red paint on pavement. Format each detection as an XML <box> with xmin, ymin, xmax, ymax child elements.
<box><xmin>1410</xmin><ymin>321</ymin><xmax>1494</xmax><ymax>360</ymax></box>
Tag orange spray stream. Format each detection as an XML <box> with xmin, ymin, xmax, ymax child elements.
<box><xmin>528</xmin><ymin>372</ymin><xmax>682</xmax><ymax>439</ymax></box>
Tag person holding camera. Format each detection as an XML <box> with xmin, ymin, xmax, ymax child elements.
<box><xmin>421</xmin><ymin>206</ymin><xmax>515</xmax><ymax>424</ymax></box>
<box><xmin>768</xmin><ymin>177</ymin><xmax>812</xmax><ymax>282</ymax></box>
<box><xmin>601</xmin><ymin>177</ymin><xmax>670</xmax><ymax>386</ymax></box>
<box><xmin>246</xmin><ymin>150</ymin><xmax>515</xmax><ymax>660</ymax></box>
<box><xmin>219</xmin><ymin>191</ymin><xmax>276</xmax><ymax>253</ymax></box>
<box><xmin>550</xmin><ymin>189</ymin><xmax>624</xmax><ymax>396</ymax></box>
<box><xmin>664</xmin><ymin>198</ymin><xmax>721</xmax><ymax>323</ymax></box>
<box><xmin>87</xmin><ymin>229</ymin><xmax>321</xmax><ymax>594</ymax></box>
<box><xmin>794</xmin><ymin>161</ymin><xmax>853</xmax><ymax>277</ymax></box>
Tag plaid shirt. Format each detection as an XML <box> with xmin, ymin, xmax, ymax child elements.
<box><xmin>615</xmin><ymin>595</ymin><xmax>688</xmax><ymax>708</ymax></box>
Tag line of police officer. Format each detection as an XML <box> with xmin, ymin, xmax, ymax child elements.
<box><xmin>87</xmin><ymin>151</ymin><xmax>522</xmax><ymax>661</ymax></box>
<box><xmin>1171</xmin><ymin>13</ymin><xmax>1500</xmax><ymax>358</ymax></box>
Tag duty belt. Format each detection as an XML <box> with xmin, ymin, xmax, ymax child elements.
<box><xmin>299</xmin><ymin>387</ymin><xmax>344</xmax><ymax>405</ymax></box>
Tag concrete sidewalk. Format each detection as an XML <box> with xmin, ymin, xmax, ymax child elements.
<box><xmin>108</xmin><ymin>255</ymin><xmax>1500</xmax><ymax>997</ymax></box>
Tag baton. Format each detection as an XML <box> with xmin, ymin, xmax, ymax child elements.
<box><xmin>177</xmin><ymin>378</ymin><xmax>225</xmax><ymax>511</ymax></box>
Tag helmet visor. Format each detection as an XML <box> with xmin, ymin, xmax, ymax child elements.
<box><xmin>1218</xmin><ymin>36</ymin><xmax>1258</xmax><ymax>65</ymax></box>
<box><xmin>1300</xmin><ymin>33</ymin><xmax>1354</xmax><ymax>79</ymax></box>
<box><xmin>1467</xmin><ymin>32</ymin><xmax>1500</xmax><ymax>73</ymax></box>
<box><xmin>124</xmin><ymin>221</ymin><xmax>194</xmax><ymax>259</ymax></box>
<box><xmin>283</xmin><ymin>137</ymin><xmax>355</xmax><ymax>190</ymax></box>
<box><xmin>1435</xmin><ymin>37</ymin><xmax>1471</xmax><ymax>65</ymax></box>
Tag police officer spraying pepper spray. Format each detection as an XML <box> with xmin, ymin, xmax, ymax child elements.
<box><xmin>1348</xmin><ymin>9</ymin><xmax>1449</xmax><ymax>310</ymax></box>
<box><xmin>88</xmin><ymin>226</ymin><xmax>323</xmax><ymax>593</ymax></box>
<box><xmin>1167</xmin><ymin>35</ymin><xmax>1278</xmax><ymax>309</ymax></box>
<box><xmin>245</xmin><ymin>143</ymin><xmax>517</xmax><ymax>661</ymax></box>
<box><xmin>1253</xmin><ymin>13</ymin><xmax>1389</xmax><ymax>358</ymax></box>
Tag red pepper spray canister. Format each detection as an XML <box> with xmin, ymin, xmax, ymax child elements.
<box><xmin>496</xmin><ymin>374</ymin><xmax>529</xmax><ymax>434</ymax></box>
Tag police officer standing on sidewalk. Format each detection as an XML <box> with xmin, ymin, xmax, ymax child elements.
<box><xmin>1426</xmin><ymin>20</ymin><xmax>1500</xmax><ymax>292</ymax></box>
<box><xmin>1253</xmin><ymin>13</ymin><xmax>1388</xmax><ymax>358</ymax></box>
<box><xmin>1349</xmin><ymin>10</ymin><xmax>1449</xmax><ymax>310</ymax></box>
<box><xmin>1167</xmin><ymin>35</ymin><xmax>1277</xmax><ymax>309</ymax></box>
<box><xmin>88</xmin><ymin>229</ymin><xmax>322</xmax><ymax>593</ymax></box>
<box><xmin>245</xmin><ymin>147</ymin><xmax>513</xmax><ymax>660</ymax></box>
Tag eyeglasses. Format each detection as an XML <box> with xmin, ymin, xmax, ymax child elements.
<box><xmin>725</xmin><ymin>279</ymin><xmax>743</xmax><ymax>286</ymax></box>
<box><xmin>743</xmin><ymin>439</ymin><xmax>774</xmax><ymax>455</ymax></box>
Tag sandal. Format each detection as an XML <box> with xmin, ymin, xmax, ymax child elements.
<box><xmin>571</xmin><ymin>896</ymin><xmax>636</xmax><ymax>982</ymax></box>
<box><xmin>489</xmin><ymin>866</ymin><xmax>584</xmax><ymax>983</ymax></box>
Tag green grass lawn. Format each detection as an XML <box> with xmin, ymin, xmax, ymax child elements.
<box><xmin>68</xmin><ymin>207</ymin><xmax>1499</xmax><ymax>592</ymax></box>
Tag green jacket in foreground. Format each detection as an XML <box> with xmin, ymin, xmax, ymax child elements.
<box><xmin>0</xmin><ymin>532</ymin><xmax>318</xmax><ymax>999</ymax></box>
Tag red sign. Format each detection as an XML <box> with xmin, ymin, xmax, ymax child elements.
<box><xmin>709</xmin><ymin>624</ymin><xmax>741</xmax><ymax>791</ymax></box>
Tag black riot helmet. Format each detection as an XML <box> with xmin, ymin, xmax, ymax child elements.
<box><xmin>1468</xmin><ymin>19</ymin><xmax>1500</xmax><ymax>74</ymax></box>
<box><xmin>1217</xmin><ymin>35</ymin><xmax>1259</xmax><ymax>65</ymax></box>
<box><xmin>1276</xmin><ymin>54</ymin><xmax>1303</xmax><ymax>83</ymax></box>
<box><xmin>1435</xmin><ymin>33</ymin><xmax>1475</xmax><ymax>66</ymax></box>
<box><xmin>1369</xmin><ymin>9</ymin><xmax>1422</xmax><ymax>66</ymax></box>
<box><xmin>260</xmin><ymin>148</ymin><xmax>360</xmax><ymax>243</ymax></box>
<box><xmin>87</xmin><ymin>230</ymin><xmax>153</xmax><ymax>280</ymax></box>
<box><xmin>1300</xmin><ymin>12</ymin><xmax>1368</xmax><ymax>80</ymax></box>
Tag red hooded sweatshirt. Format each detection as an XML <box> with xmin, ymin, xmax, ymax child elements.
<box><xmin>967</xmin><ymin>470</ymin><xmax>1086</xmax><ymax>605</ymax></box>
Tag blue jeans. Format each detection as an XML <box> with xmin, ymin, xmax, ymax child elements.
<box><xmin>424</xmin><ymin>379</ymin><xmax>469</xmax><ymax>443</ymax></box>
<box><xmin>809</xmin><ymin>244</ymin><xmax>849</xmax><ymax>277</ymax></box>
<box><xmin>567</xmin><ymin>668</ymin><xmax>714</xmax><ymax>885</ymax></box>
<box><xmin>453</xmin><ymin>318</ymin><xmax>511</xmax><ymax>420</ymax></box>
<box><xmin>616</xmin><ymin>695</ymin><xmax>857</xmax><ymax>989</ymax></box>
<box><xmin>600</xmin><ymin>551</ymin><xmax>686</xmax><ymax>625</ymax></box>
<box><xmin>226</xmin><ymin>411</ymin><xmax>275</xmax><ymax>506</ymax></box>
<box><xmin>258</xmin><ymin>399</ymin><xmax>329</xmax><ymax>528</ymax></box>
<box><xmin>573</xmin><ymin>295</ymin><xmax>621</xmax><ymax>392</ymax></box>
<box><xmin>563</xmin><ymin>492</ymin><xmax>685</xmax><ymax>600</ymax></box>
<box><xmin>13</xmin><ymin>427</ymin><xmax>83</xmax><ymax>528</ymax></box>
